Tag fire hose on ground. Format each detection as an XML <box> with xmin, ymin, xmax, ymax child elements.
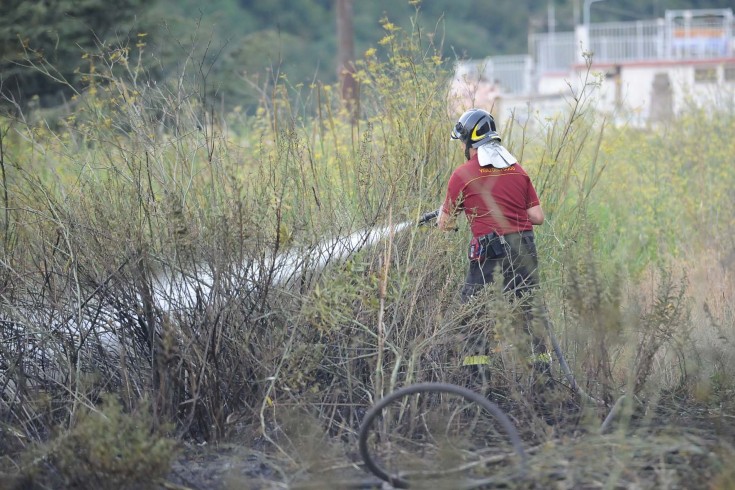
<box><xmin>350</xmin><ymin>213</ymin><xmax>628</xmax><ymax>488</ymax></box>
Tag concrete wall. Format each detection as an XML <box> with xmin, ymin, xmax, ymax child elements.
<box><xmin>451</xmin><ymin>58</ymin><xmax>735</xmax><ymax>131</ymax></box>
<box><xmin>590</xmin><ymin>60</ymin><xmax>734</xmax><ymax>121</ymax></box>
<box><xmin>533</xmin><ymin>58</ymin><xmax>735</xmax><ymax>126</ymax></box>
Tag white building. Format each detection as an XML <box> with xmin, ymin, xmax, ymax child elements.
<box><xmin>451</xmin><ymin>8</ymin><xmax>735</xmax><ymax>127</ymax></box>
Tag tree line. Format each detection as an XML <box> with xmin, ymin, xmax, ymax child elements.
<box><xmin>1</xmin><ymin>0</ymin><xmax>732</xmax><ymax>112</ymax></box>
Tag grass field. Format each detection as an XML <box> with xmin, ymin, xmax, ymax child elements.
<box><xmin>1</xmin><ymin>20</ymin><xmax>734</xmax><ymax>489</ymax></box>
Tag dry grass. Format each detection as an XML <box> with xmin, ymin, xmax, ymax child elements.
<box><xmin>1</xmin><ymin>15</ymin><xmax>734</xmax><ymax>489</ymax></box>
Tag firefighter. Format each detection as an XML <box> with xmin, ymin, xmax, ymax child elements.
<box><xmin>437</xmin><ymin>108</ymin><xmax>551</xmax><ymax>375</ymax></box>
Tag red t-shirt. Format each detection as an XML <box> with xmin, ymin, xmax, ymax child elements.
<box><xmin>442</xmin><ymin>154</ymin><xmax>540</xmax><ymax>238</ymax></box>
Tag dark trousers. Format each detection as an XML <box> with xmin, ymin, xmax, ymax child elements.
<box><xmin>460</xmin><ymin>231</ymin><xmax>548</xmax><ymax>359</ymax></box>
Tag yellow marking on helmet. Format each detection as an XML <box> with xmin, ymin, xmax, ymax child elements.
<box><xmin>470</xmin><ymin>123</ymin><xmax>485</xmax><ymax>142</ymax></box>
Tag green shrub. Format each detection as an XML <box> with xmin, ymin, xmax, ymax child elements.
<box><xmin>40</xmin><ymin>397</ymin><xmax>175</xmax><ymax>490</ymax></box>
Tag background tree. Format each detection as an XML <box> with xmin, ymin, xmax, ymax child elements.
<box><xmin>3</xmin><ymin>0</ymin><xmax>734</xmax><ymax>112</ymax></box>
<box><xmin>336</xmin><ymin>0</ymin><xmax>357</xmax><ymax>121</ymax></box>
<box><xmin>0</xmin><ymin>0</ymin><xmax>149</xmax><ymax>108</ymax></box>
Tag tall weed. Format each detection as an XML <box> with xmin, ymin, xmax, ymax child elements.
<box><xmin>0</xmin><ymin>10</ymin><xmax>734</xmax><ymax>486</ymax></box>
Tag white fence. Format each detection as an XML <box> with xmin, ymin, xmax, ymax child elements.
<box><xmin>589</xmin><ymin>20</ymin><xmax>664</xmax><ymax>62</ymax></box>
<box><xmin>453</xmin><ymin>55</ymin><xmax>533</xmax><ymax>95</ymax></box>
<box><xmin>451</xmin><ymin>8</ymin><xmax>735</xmax><ymax>123</ymax></box>
<box><xmin>531</xmin><ymin>32</ymin><xmax>576</xmax><ymax>73</ymax></box>
<box><xmin>531</xmin><ymin>8</ymin><xmax>734</xmax><ymax>73</ymax></box>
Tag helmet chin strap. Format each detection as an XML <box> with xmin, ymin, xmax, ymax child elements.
<box><xmin>464</xmin><ymin>140</ymin><xmax>471</xmax><ymax>160</ymax></box>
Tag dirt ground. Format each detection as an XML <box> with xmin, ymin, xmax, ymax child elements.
<box><xmin>7</xmin><ymin>381</ymin><xmax>725</xmax><ymax>489</ymax></box>
<box><xmin>163</xmin><ymin>439</ymin><xmax>379</xmax><ymax>489</ymax></box>
<box><xmin>160</xmin><ymin>398</ymin><xmax>735</xmax><ymax>490</ymax></box>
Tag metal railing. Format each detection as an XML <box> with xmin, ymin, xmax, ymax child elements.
<box><xmin>531</xmin><ymin>8</ymin><xmax>734</xmax><ymax>73</ymax></box>
<box><xmin>453</xmin><ymin>8</ymin><xmax>735</xmax><ymax>101</ymax></box>
<box><xmin>490</xmin><ymin>55</ymin><xmax>534</xmax><ymax>94</ymax></box>
<box><xmin>589</xmin><ymin>20</ymin><xmax>664</xmax><ymax>62</ymax></box>
<box><xmin>530</xmin><ymin>32</ymin><xmax>576</xmax><ymax>73</ymax></box>
<box><xmin>453</xmin><ymin>55</ymin><xmax>533</xmax><ymax>95</ymax></box>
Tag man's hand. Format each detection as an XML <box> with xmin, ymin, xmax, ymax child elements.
<box><xmin>437</xmin><ymin>209</ymin><xmax>458</xmax><ymax>231</ymax></box>
<box><xmin>417</xmin><ymin>209</ymin><xmax>440</xmax><ymax>226</ymax></box>
<box><xmin>527</xmin><ymin>205</ymin><xmax>544</xmax><ymax>225</ymax></box>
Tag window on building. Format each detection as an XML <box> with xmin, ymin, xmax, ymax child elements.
<box><xmin>725</xmin><ymin>65</ymin><xmax>735</xmax><ymax>82</ymax></box>
<box><xmin>694</xmin><ymin>67</ymin><xmax>717</xmax><ymax>83</ymax></box>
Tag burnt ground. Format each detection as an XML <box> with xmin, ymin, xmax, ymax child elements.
<box><xmin>163</xmin><ymin>437</ymin><xmax>380</xmax><ymax>490</ymax></box>
<box><xmin>3</xmin><ymin>384</ymin><xmax>730</xmax><ymax>489</ymax></box>
<box><xmin>160</xmin><ymin>395</ymin><xmax>735</xmax><ymax>490</ymax></box>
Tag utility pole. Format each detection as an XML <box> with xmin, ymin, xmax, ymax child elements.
<box><xmin>336</xmin><ymin>0</ymin><xmax>358</xmax><ymax>122</ymax></box>
<box><xmin>548</xmin><ymin>0</ymin><xmax>556</xmax><ymax>34</ymax></box>
<box><xmin>584</xmin><ymin>0</ymin><xmax>606</xmax><ymax>26</ymax></box>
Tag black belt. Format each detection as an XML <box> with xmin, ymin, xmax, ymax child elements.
<box><xmin>478</xmin><ymin>230</ymin><xmax>533</xmax><ymax>247</ymax></box>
